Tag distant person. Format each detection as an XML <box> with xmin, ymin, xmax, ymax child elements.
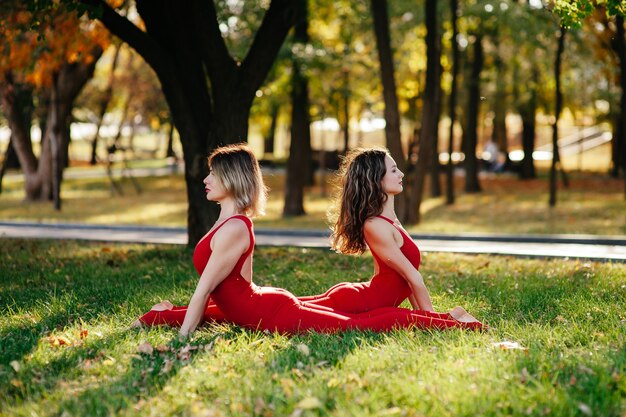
<box><xmin>135</xmin><ymin>147</ymin><xmax>483</xmax><ymax>329</ymax></box>
<box><xmin>483</xmin><ymin>139</ymin><xmax>504</xmax><ymax>173</ymax></box>
<box><xmin>135</xmin><ymin>144</ymin><xmax>483</xmax><ymax>337</ymax></box>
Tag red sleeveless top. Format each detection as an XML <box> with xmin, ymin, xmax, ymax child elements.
<box><xmin>363</xmin><ymin>215</ymin><xmax>421</xmax><ymax>308</ymax></box>
<box><xmin>192</xmin><ymin>214</ymin><xmax>255</xmax><ymax>278</ymax></box>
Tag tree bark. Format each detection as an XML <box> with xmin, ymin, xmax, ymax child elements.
<box><xmin>491</xmin><ymin>29</ymin><xmax>508</xmax><ymax>161</ymax></box>
<box><xmin>284</xmin><ymin>0</ymin><xmax>311</xmax><ymax>217</ymax></box>
<box><xmin>342</xmin><ymin>68</ymin><xmax>350</xmax><ymax>152</ymax></box>
<box><xmin>0</xmin><ymin>48</ymin><xmax>99</xmax><ymax>203</ymax></box>
<box><xmin>264</xmin><ymin>101</ymin><xmax>279</xmax><ymax>155</ymax></box>
<box><xmin>464</xmin><ymin>33</ymin><xmax>483</xmax><ymax>193</ymax></box>
<box><xmin>371</xmin><ymin>0</ymin><xmax>406</xmax><ymax>218</ymax></box>
<box><xmin>430</xmin><ymin>59</ymin><xmax>443</xmax><ymax>198</ymax></box>
<box><xmin>85</xmin><ymin>0</ymin><xmax>299</xmax><ymax>245</ymax></box>
<box><xmin>549</xmin><ymin>26</ymin><xmax>566</xmax><ymax>207</ymax></box>
<box><xmin>407</xmin><ymin>0</ymin><xmax>440</xmax><ymax>224</ymax></box>
<box><xmin>615</xmin><ymin>15</ymin><xmax>626</xmax><ymax>199</ymax></box>
<box><xmin>519</xmin><ymin>66</ymin><xmax>538</xmax><ymax>179</ymax></box>
<box><xmin>90</xmin><ymin>42</ymin><xmax>122</xmax><ymax>165</ymax></box>
<box><xmin>446</xmin><ymin>0</ymin><xmax>459</xmax><ymax>205</ymax></box>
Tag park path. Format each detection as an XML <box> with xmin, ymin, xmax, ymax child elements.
<box><xmin>1</xmin><ymin>221</ymin><xmax>625</xmax><ymax>262</ymax></box>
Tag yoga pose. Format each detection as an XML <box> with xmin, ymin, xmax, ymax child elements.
<box><xmin>135</xmin><ymin>147</ymin><xmax>481</xmax><ymax>328</ymax></box>
<box><xmin>140</xmin><ymin>144</ymin><xmax>481</xmax><ymax>337</ymax></box>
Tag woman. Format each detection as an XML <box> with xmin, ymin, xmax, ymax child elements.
<box><xmin>147</xmin><ymin>143</ymin><xmax>481</xmax><ymax>337</ymax></box>
<box><xmin>136</xmin><ymin>147</ymin><xmax>481</xmax><ymax>328</ymax></box>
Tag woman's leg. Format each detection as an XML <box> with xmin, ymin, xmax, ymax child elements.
<box><xmin>265</xmin><ymin>301</ymin><xmax>484</xmax><ymax>334</ymax></box>
<box><xmin>136</xmin><ymin>298</ymin><xmax>226</xmax><ymax>327</ymax></box>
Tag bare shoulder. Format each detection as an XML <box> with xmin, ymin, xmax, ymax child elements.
<box><xmin>216</xmin><ymin>218</ymin><xmax>249</xmax><ymax>238</ymax></box>
<box><xmin>212</xmin><ymin>218</ymin><xmax>251</xmax><ymax>250</ymax></box>
<box><xmin>364</xmin><ymin>217</ymin><xmax>394</xmax><ymax>241</ymax></box>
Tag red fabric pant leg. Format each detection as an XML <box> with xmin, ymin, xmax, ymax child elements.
<box><xmin>138</xmin><ymin>299</ymin><xmax>226</xmax><ymax>326</ymax></box>
<box><xmin>263</xmin><ymin>302</ymin><xmax>483</xmax><ymax>334</ymax></box>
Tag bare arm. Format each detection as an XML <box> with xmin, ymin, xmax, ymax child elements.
<box><xmin>179</xmin><ymin>220</ymin><xmax>250</xmax><ymax>337</ymax></box>
<box><xmin>364</xmin><ymin>219</ymin><xmax>434</xmax><ymax>311</ymax></box>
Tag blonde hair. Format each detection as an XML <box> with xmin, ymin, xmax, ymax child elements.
<box><xmin>208</xmin><ymin>143</ymin><xmax>267</xmax><ymax>217</ymax></box>
<box><xmin>329</xmin><ymin>147</ymin><xmax>389</xmax><ymax>254</ymax></box>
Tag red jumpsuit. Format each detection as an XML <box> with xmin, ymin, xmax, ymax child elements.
<box><xmin>141</xmin><ymin>215</ymin><xmax>481</xmax><ymax>333</ymax></box>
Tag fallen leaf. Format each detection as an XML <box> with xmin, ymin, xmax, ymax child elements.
<box><xmin>47</xmin><ymin>335</ymin><xmax>71</xmax><ymax>347</ymax></box>
<box><xmin>137</xmin><ymin>342</ymin><xmax>154</xmax><ymax>355</ymax></box>
<box><xmin>295</xmin><ymin>343</ymin><xmax>310</xmax><ymax>356</ymax></box>
<box><xmin>492</xmin><ymin>341</ymin><xmax>528</xmax><ymax>352</ymax></box>
<box><xmin>295</xmin><ymin>397</ymin><xmax>322</xmax><ymax>410</ymax></box>
<box><xmin>9</xmin><ymin>360</ymin><xmax>20</xmax><ymax>372</ymax></box>
<box><xmin>160</xmin><ymin>359</ymin><xmax>174</xmax><ymax>374</ymax></box>
<box><xmin>578</xmin><ymin>403</ymin><xmax>592</xmax><ymax>416</ymax></box>
<box><xmin>79</xmin><ymin>329</ymin><xmax>88</xmax><ymax>339</ymax></box>
<box><xmin>10</xmin><ymin>379</ymin><xmax>24</xmax><ymax>389</ymax></box>
<box><xmin>520</xmin><ymin>367</ymin><xmax>530</xmax><ymax>384</ymax></box>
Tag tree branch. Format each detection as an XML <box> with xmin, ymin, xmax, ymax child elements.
<box><xmin>78</xmin><ymin>0</ymin><xmax>173</xmax><ymax>81</ymax></box>
<box><xmin>239</xmin><ymin>0</ymin><xmax>298</xmax><ymax>96</ymax></box>
<box><xmin>191</xmin><ymin>0</ymin><xmax>237</xmax><ymax>85</ymax></box>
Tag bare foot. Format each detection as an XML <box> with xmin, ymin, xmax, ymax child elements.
<box><xmin>130</xmin><ymin>319</ymin><xmax>144</xmax><ymax>329</ymax></box>
<box><xmin>151</xmin><ymin>300</ymin><xmax>175</xmax><ymax>311</ymax></box>
<box><xmin>449</xmin><ymin>306</ymin><xmax>480</xmax><ymax>324</ymax></box>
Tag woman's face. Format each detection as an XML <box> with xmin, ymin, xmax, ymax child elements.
<box><xmin>203</xmin><ymin>168</ymin><xmax>228</xmax><ymax>202</ymax></box>
<box><xmin>381</xmin><ymin>154</ymin><xmax>404</xmax><ymax>195</ymax></box>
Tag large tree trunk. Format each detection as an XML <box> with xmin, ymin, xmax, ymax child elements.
<box><xmin>90</xmin><ymin>0</ymin><xmax>298</xmax><ymax>246</ymax></box>
<box><xmin>0</xmin><ymin>81</ymin><xmax>32</xmax><ymax>193</ymax></box>
<box><xmin>549</xmin><ymin>27</ymin><xmax>567</xmax><ymax>207</ymax></box>
<box><xmin>520</xmin><ymin>109</ymin><xmax>537</xmax><ymax>179</ymax></box>
<box><xmin>616</xmin><ymin>15</ymin><xmax>626</xmax><ymax>198</ymax></box>
<box><xmin>284</xmin><ymin>0</ymin><xmax>311</xmax><ymax>217</ymax></box>
<box><xmin>513</xmin><ymin>63</ymin><xmax>539</xmax><ymax>180</ymax></box>
<box><xmin>445</xmin><ymin>0</ymin><xmax>459</xmax><ymax>205</ymax></box>
<box><xmin>371</xmin><ymin>0</ymin><xmax>406</xmax><ymax>219</ymax></box>
<box><xmin>0</xmin><ymin>74</ymin><xmax>39</xmax><ymax>180</ymax></box>
<box><xmin>491</xmin><ymin>30</ymin><xmax>508</xmax><ymax>160</ymax></box>
<box><xmin>342</xmin><ymin>68</ymin><xmax>350</xmax><ymax>152</ymax></box>
<box><xmin>90</xmin><ymin>43</ymin><xmax>122</xmax><ymax>165</ymax></box>
<box><xmin>430</xmin><ymin>60</ymin><xmax>443</xmax><ymax>198</ymax></box>
<box><xmin>407</xmin><ymin>0</ymin><xmax>440</xmax><ymax>224</ymax></box>
<box><xmin>464</xmin><ymin>33</ymin><xmax>483</xmax><ymax>193</ymax></box>
<box><xmin>264</xmin><ymin>101</ymin><xmax>279</xmax><ymax>155</ymax></box>
<box><xmin>50</xmin><ymin>54</ymin><xmax>102</xmax><ymax>209</ymax></box>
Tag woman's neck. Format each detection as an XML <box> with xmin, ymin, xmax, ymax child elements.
<box><xmin>216</xmin><ymin>199</ymin><xmax>241</xmax><ymax>220</ymax></box>
<box><xmin>380</xmin><ymin>196</ymin><xmax>397</xmax><ymax>221</ymax></box>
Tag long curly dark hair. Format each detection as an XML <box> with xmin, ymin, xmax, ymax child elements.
<box><xmin>329</xmin><ymin>147</ymin><xmax>389</xmax><ymax>255</ymax></box>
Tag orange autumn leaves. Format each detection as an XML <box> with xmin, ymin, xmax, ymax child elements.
<box><xmin>0</xmin><ymin>2</ymin><xmax>110</xmax><ymax>88</ymax></box>
<box><xmin>46</xmin><ymin>328</ymin><xmax>90</xmax><ymax>347</ymax></box>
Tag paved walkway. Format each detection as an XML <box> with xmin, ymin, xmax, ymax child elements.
<box><xmin>1</xmin><ymin>221</ymin><xmax>626</xmax><ymax>263</ymax></box>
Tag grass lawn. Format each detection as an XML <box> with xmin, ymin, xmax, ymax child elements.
<box><xmin>1</xmin><ymin>239</ymin><xmax>625</xmax><ymax>416</ymax></box>
<box><xmin>1</xmin><ymin>165</ymin><xmax>625</xmax><ymax>235</ymax></box>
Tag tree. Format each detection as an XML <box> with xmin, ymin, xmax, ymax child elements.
<box><xmin>370</xmin><ymin>0</ymin><xmax>407</xmax><ymax>218</ymax></box>
<box><xmin>284</xmin><ymin>0</ymin><xmax>312</xmax><ymax>216</ymax></box>
<box><xmin>445</xmin><ymin>0</ymin><xmax>460</xmax><ymax>204</ymax></box>
<box><xmin>549</xmin><ymin>26</ymin><xmax>567</xmax><ymax>207</ymax></box>
<box><xmin>59</xmin><ymin>0</ymin><xmax>300</xmax><ymax>245</ymax></box>
<box><xmin>406</xmin><ymin>0</ymin><xmax>441</xmax><ymax>223</ymax></box>
<box><xmin>0</xmin><ymin>3</ymin><xmax>107</xmax><ymax>208</ymax></box>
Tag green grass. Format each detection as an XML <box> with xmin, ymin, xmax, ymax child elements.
<box><xmin>1</xmin><ymin>239</ymin><xmax>625</xmax><ymax>416</ymax></box>
<box><xmin>1</xmin><ymin>164</ymin><xmax>625</xmax><ymax>234</ymax></box>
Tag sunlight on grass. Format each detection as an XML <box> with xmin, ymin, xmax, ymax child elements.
<box><xmin>1</xmin><ymin>240</ymin><xmax>625</xmax><ymax>416</ymax></box>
